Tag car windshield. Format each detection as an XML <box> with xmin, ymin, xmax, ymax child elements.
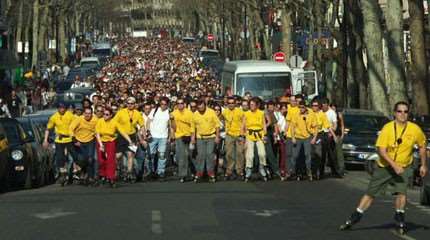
<box><xmin>81</xmin><ymin>62</ymin><xmax>98</xmax><ymax>68</ymax></box>
<box><xmin>201</xmin><ymin>51</ymin><xmax>219</xmax><ymax>57</ymax></box>
<box><xmin>236</xmin><ymin>73</ymin><xmax>291</xmax><ymax>99</ymax></box>
<box><xmin>56</xmin><ymin>81</ymin><xmax>73</xmax><ymax>92</ymax></box>
<box><xmin>2</xmin><ymin>121</ymin><xmax>23</xmax><ymax>144</ymax></box>
<box><xmin>18</xmin><ymin>120</ymin><xmax>34</xmax><ymax>139</ymax></box>
<box><xmin>344</xmin><ymin>114</ymin><xmax>389</xmax><ymax>133</ymax></box>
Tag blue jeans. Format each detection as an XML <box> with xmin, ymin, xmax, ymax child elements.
<box><xmin>149</xmin><ymin>138</ymin><xmax>168</xmax><ymax>175</ymax></box>
<box><xmin>77</xmin><ymin>141</ymin><xmax>96</xmax><ymax>178</ymax></box>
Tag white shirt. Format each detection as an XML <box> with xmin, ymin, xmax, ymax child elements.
<box><xmin>274</xmin><ymin>111</ymin><xmax>286</xmax><ymax>133</ymax></box>
<box><xmin>324</xmin><ymin>108</ymin><xmax>337</xmax><ymax>132</ymax></box>
<box><xmin>148</xmin><ymin>108</ymin><xmax>170</xmax><ymax>138</ymax></box>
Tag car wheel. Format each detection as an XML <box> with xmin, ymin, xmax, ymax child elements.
<box><xmin>420</xmin><ymin>184</ymin><xmax>430</xmax><ymax>205</ymax></box>
<box><xmin>365</xmin><ymin>160</ymin><xmax>375</xmax><ymax>176</ymax></box>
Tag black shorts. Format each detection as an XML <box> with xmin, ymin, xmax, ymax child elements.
<box><xmin>116</xmin><ymin>133</ymin><xmax>136</xmax><ymax>153</ymax></box>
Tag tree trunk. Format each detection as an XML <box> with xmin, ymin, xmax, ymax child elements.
<box><xmin>384</xmin><ymin>0</ymin><xmax>408</xmax><ymax>105</ymax></box>
<box><xmin>360</xmin><ymin>0</ymin><xmax>390</xmax><ymax>115</ymax></box>
<box><xmin>306</xmin><ymin>2</ymin><xmax>315</xmax><ymax>69</ymax></box>
<box><xmin>38</xmin><ymin>3</ymin><xmax>49</xmax><ymax>53</ymax></box>
<box><xmin>15</xmin><ymin>0</ymin><xmax>23</xmax><ymax>55</ymax></box>
<box><xmin>31</xmin><ymin>0</ymin><xmax>39</xmax><ymax>68</ymax></box>
<box><xmin>408</xmin><ymin>0</ymin><xmax>429</xmax><ymax>115</ymax></box>
<box><xmin>346</xmin><ymin>0</ymin><xmax>368</xmax><ymax>108</ymax></box>
<box><xmin>280</xmin><ymin>6</ymin><xmax>292</xmax><ymax>60</ymax></box>
<box><xmin>58</xmin><ymin>9</ymin><xmax>67</xmax><ymax>64</ymax></box>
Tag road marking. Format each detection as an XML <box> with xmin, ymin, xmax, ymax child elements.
<box><xmin>241</xmin><ymin>210</ymin><xmax>282</xmax><ymax>217</ymax></box>
<box><xmin>389</xmin><ymin>229</ymin><xmax>417</xmax><ymax>240</ymax></box>
<box><xmin>33</xmin><ymin>208</ymin><xmax>76</xmax><ymax>220</ymax></box>
<box><xmin>152</xmin><ymin>210</ymin><xmax>162</xmax><ymax>234</ymax></box>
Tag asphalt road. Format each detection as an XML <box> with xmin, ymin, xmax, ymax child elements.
<box><xmin>1</xmin><ymin>172</ymin><xmax>429</xmax><ymax>240</ymax></box>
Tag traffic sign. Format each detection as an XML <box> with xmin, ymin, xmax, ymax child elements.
<box><xmin>207</xmin><ymin>34</ymin><xmax>214</xmax><ymax>41</ymax></box>
<box><xmin>289</xmin><ymin>55</ymin><xmax>304</xmax><ymax>68</ymax></box>
<box><xmin>273</xmin><ymin>52</ymin><xmax>286</xmax><ymax>62</ymax></box>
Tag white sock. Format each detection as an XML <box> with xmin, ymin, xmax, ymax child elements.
<box><xmin>396</xmin><ymin>209</ymin><xmax>405</xmax><ymax>213</ymax></box>
<box><xmin>356</xmin><ymin>208</ymin><xmax>364</xmax><ymax>214</ymax></box>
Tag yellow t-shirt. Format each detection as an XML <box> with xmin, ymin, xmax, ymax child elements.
<box><xmin>171</xmin><ymin>108</ymin><xmax>193</xmax><ymax>138</ymax></box>
<box><xmin>222</xmin><ymin>108</ymin><xmax>244</xmax><ymax>137</ymax></box>
<box><xmin>191</xmin><ymin>108</ymin><xmax>220</xmax><ymax>138</ymax></box>
<box><xmin>47</xmin><ymin>111</ymin><xmax>76</xmax><ymax>143</ymax></box>
<box><xmin>244</xmin><ymin>109</ymin><xmax>266</xmax><ymax>141</ymax></box>
<box><xmin>376</xmin><ymin>121</ymin><xmax>426</xmax><ymax>167</ymax></box>
<box><xmin>69</xmin><ymin>116</ymin><xmax>97</xmax><ymax>143</ymax></box>
<box><xmin>285</xmin><ymin>105</ymin><xmax>300</xmax><ymax>138</ymax></box>
<box><xmin>113</xmin><ymin>108</ymin><xmax>145</xmax><ymax>135</ymax></box>
<box><xmin>95</xmin><ymin>118</ymin><xmax>122</xmax><ymax>142</ymax></box>
<box><xmin>291</xmin><ymin>113</ymin><xmax>317</xmax><ymax>139</ymax></box>
<box><xmin>312</xmin><ymin>111</ymin><xmax>331</xmax><ymax>133</ymax></box>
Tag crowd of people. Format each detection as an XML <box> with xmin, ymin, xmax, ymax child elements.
<box><xmin>39</xmin><ymin>37</ymin><xmax>345</xmax><ymax>188</ymax></box>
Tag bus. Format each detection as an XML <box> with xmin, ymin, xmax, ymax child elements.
<box><xmin>221</xmin><ymin>60</ymin><xmax>318</xmax><ymax>100</ymax></box>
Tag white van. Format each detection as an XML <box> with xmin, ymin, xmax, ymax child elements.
<box><xmin>221</xmin><ymin>60</ymin><xmax>318</xmax><ymax>100</ymax></box>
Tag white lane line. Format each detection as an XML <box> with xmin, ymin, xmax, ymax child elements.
<box><xmin>151</xmin><ymin>210</ymin><xmax>162</xmax><ymax>234</ymax></box>
<box><xmin>33</xmin><ymin>208</ymin><xmax>76</xmax><ymax>220</ymax></box>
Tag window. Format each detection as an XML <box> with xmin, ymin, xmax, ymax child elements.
<box><xmin>236</xmin><ymin>73</ymin><xmax>291</xmax><ymax>99</ymax></box>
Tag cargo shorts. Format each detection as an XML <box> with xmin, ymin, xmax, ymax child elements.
<box><xmin>366</xmin><ymin>165</ymin><xmax>413</xmax><ymax>197</ymax></box>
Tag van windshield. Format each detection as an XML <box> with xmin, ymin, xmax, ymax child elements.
<box><xmin>236</xmin><ymin>73</ymin><xmax>291</xmax><ymax>99</ymax></box>
<box><xmin>93</xmin><ymin>48</ymin><xmax>111</xmax><ymax>57</ymax></box>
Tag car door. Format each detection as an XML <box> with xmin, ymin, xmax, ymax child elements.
<box><xmin>0</xmin><ymin>124</ymin><xmax>9</xmax><ymax>183</ymax></box>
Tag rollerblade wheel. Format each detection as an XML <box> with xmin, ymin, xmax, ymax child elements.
<box><xmin>339</xmin><ymin>222</ymin><xmax>351</xmax><ymax>231</ymax></box>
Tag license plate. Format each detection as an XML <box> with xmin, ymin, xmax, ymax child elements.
<box><xmin>358</xmin><ymin>153</ymin><xmax>367</xmax><ymax>159</ymax></box>
<box><xmin>15</xmin><ymin>166</ymin><xmax>25</xmax><ymax>171</ymax></box>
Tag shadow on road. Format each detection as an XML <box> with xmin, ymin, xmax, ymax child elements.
<box><xmin>351</xmin><ymin>222</ymin><xmax>430</xmax><ymax>232</ymax></box>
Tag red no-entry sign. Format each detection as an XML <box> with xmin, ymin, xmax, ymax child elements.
<box><xmin>207</xmin><ymin>34</ymin><xmax>214</xmax><ymax>41</ymax></box>
<box><xmin>273</xmin><ymin>52</ymin><xmax>286</xmax><ymax>62</ymax></box>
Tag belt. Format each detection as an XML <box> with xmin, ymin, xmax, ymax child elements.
<box><xmin>200</xmin><ymin>132</ymin><xmax>216</xmax><ymax>137</ymax></box>
<box><xmin>58</xmin><ymin>134</ymin><xmax>71</xmax><ymax>140</ymax></box>
<box><xmin>248</xmin><ymin>129</ymin><xmax>263</xmax><ymax>140</ymax></box>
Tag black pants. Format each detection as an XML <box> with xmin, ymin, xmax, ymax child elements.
<box><xmin>55</xmin><ymin>142</ymin><xmax>78</xmax><ymax>169</ymax></box>
<box><xmin>320</xmin><ymin>133</ymin><xmax>338</xmax><ymax>176</ymax></box>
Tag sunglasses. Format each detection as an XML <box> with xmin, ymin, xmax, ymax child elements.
<box><xmin>215</xmin><ymin>109</ymin><xmax>221</xmax><ymax>111</ymax></box>
<box><xmin>104</xmin><ymin>113</ymin><xmax>111</xmax><ymax>116</ymax></box>
<box><xmin>396</xmin><ymin>110</ymin><xmax>409</xmax><ymax>114</ymax></box>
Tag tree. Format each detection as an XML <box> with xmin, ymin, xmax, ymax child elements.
<box><xmin>408</xmin><ymin>0</ymin><xmax>429</xmax><ymax>114</ymax></box>
<box><xmin>384</xmin><ymin>0</ymin><xmax>408</xmax><ymax>106</ymax></box>
<box><xmin>360</xmin><ymin>0</ymin><xmax>390</xmax><ymax>115</ymax></box>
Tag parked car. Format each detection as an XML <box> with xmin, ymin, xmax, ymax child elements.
<box><xmin>0</xmin><ymin>123</ymin><xmax>10</xmax><ymax>192</ymax></box>
<box><xmin>421</xmin><ymin>157</ymin><xmax>430</xmax><ymax>205</ymax></box>
<box><xmin>342</xmin><ymin>109</ymin><xmax>389</xmax><ymax>172</ymax></box>
<box><xmin>17</xmin><ymin>117</ymin><xmax>55</xmax><ymax>187</ymax></box>
<box><xmin>0</xmin><ymin>118</ymin><xmax>35</xmax><ymax>189</ymax></box>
